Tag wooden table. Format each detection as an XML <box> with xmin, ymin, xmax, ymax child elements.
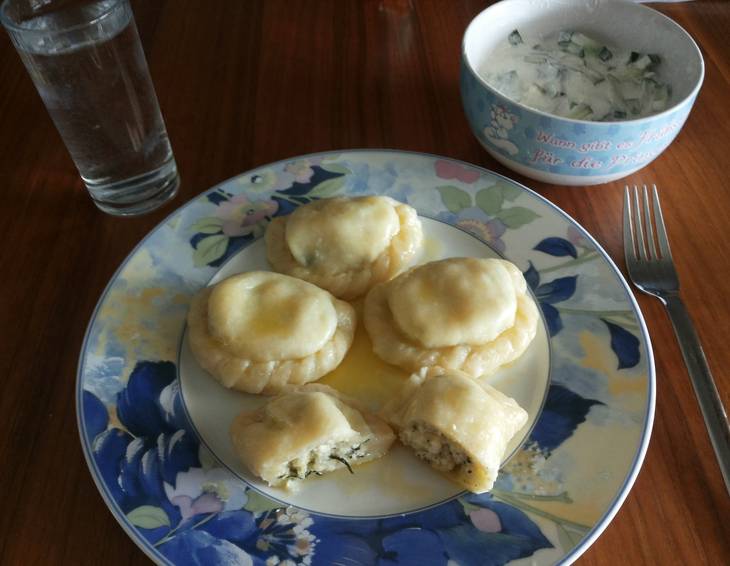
<box><xmin>1</xmin><ymin>1</ymin><xmax>728</xmax><ymax>563</ymax></box>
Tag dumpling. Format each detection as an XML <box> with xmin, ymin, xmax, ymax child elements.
<box><xmin>230</xmin><ymin>384</ymin><xmax>395</xmax><ymax>488</ymax></box>
<box><xmin>363</xmin><ymin>257</ymin><xmax>539</xmax><ymax>377</ymax></box>
<box><xmin>266</xmin><ymin>196</ymin><xmax>423</xmax><ymax>299</ymax></box>
<box><xmin>381</xmin><ymin>367</ymin><xmax>528</xmax><ymax>493</ymax></box>
<box><xmin>187</xmin><ymin>271</ymin><xmax>356</xmax><ymax>394</ymax></box>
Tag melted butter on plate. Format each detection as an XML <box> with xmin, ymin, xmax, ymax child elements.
<box><xmin>319</xmin><ymin>300</ymin><xmax>408</xmax><ymax>412</ymax></box>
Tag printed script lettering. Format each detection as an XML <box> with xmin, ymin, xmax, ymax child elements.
<box><xmin>530</xmin><ymin>148</ymin><xmax>563</xmax><ymax>165</ymax></box>
<box><xmin>536</xmin><ymin>131</ymin><xmax>612</xmax><ymax>153</ymax></box>
<box><xmin>533</xmin><ymin>120</ymin><xmax>680</xmax><ymax>170</ymax></box>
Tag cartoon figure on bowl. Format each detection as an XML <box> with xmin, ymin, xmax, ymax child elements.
<box><xmin>484</xmin><ymin>104</ymin><xmax>519</xmax><ymax>156</ymax></box>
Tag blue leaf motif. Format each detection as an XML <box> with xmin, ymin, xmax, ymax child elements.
<box><xmin>309</xmin><ymin>515</ymin><xmax>381</xmax><ymax>539</ymax></box>
<box><xmin>311</xmin><ymin>496</ymin><xmax>553</xmax><ymax>565</ymax></box>
<box><xmin>530</xmin><ymin>384</ymin><xmax>602</xmax><ymax>452</ymax></box>
<box><xmin>271</xmin><ymin>166</ymin><xmax>349</xmax><ymax>215</ymax></box>
<box><xmin>535</xmin><ymin>276</ymin><xmax>577</xmax><ymax>304</ymax></box>
<box><xmin>83</xmin><ymin>390</ymin><xmax>108</xmax><ymax>442</ymax></box>
<box><xmin>157</xmin><ymin>529</ymin><xmax>255</xmax><ymax>566</ymax></box>
<box><xmin>523</xmin><ymin>261</ymin><xmax>540</xmax><ymax>290</ymax></box>
<box><xmin>533</xmin><ymin>237</ymin><xmax>577</xmax><ymax>258</ymax></box>
<box><xmin>306</xmin><ymin>514</ymin><xmax>379</xmax><ymax>564</ymax></box>
<box><xmin>198</xmin><ymin>511</ymin><xmax>258</xmax><ymax>547</ymax></box>
<box><xmin>119</xmin><ymin>437</ymin><xmax>149</xmax><ymax>500</ymax></box>
<box><xmin>458</xmin><ymin>494</ymin><xmax>553</xmax><ymax>562</ymax></box>
<box><xmin>480</xmin><ymin>500</ymin><xmax>549</xmax><ymax>542</ymax></box>
<box><xmin>154</xmin><ymin>433</ymin><xmax>202</xmax><ymax>499</ymax></box>
<box><xmin>271</xmin><ymin>197</ymin><xmax>297</xmax><ymax>216</ymax></box>
<box><xmin>310</xmin><ymin>533</ymin><xmax>377</xmax><ymax>566</ymax></box>
<box><xmin>116</xmin><ymin>361</ymin><xmax>177</xmax><ymax>437</ymax></box>
<box><xmin>139</xmin><ymin>440</ymin><xmax>168</xmax><ymax>503</ymax></box>
<box><xmin>380</xmin><ymin>528</ymin><xmax>448</xmax><ymax>565</ymax></box>
<box><xmin>384</xmin><ymin>499</ymin><xmax>467</xmax><ymax>532</ymax></box>
<box><xmin>206</xmin><ymin>191</ymin><xmax>230</xmax><ymax>206</ymax></box>
<box><xmin>161</xmin><ymin>430</ymin><xmax>201</xmax><ymax>485</ymax></box>
<box><xmin>159</xmin><ymin>380</ymin><xmax>195</xmax><ymax>435</ymax></box>
<box><xmin>439</xmin><ymin>523</ymin><xmax>552</xmax><ymax>566</ymax></box>
<box><xmin>540</xmin><ymin>303</ymin><xmax>563</xmax><ymax>337</ymax></box>
<box><xmin>92</xmin><ymin>428</ymin><xmax>133</xmax><ymax>504</ymax></box>
<box><xmin>602</xmin><ymin>319</ymin><xmax>641</xmax><ymax>369</ymax></box>
<box><xmin>524</xmin><ymin>265</ymin><xmax>577</xmax><ymax>336</ymax></box>
<box><xmin>112</xmin><ymin>430</ymin><xmax>198</xmax><ymax>525</ymax></box>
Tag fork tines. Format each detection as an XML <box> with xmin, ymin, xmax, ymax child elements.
<box><xmin>624</xmin><ymin>184</ymin><xmax>673</xmax><ymax>263</ymax></box>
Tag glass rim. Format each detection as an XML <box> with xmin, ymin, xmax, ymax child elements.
<box><xmin>0</xmin><ymin>0</ymin><xmax>125</xmax><ymax>34</ymax></box>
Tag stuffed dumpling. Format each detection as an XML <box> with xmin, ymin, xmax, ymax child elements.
<box><xmin>266</xmin><ymin>196</ymin><xmax>423</xmax><ymax>299</ymax></box>
<box><xmin>364</xmin><ymin>257</ymin><xmax>538</xmax><ymax>377</ymax></box>
<box><xmin>381</xmin><ymin>367</ymin><xmax>528</xmax><ymax>493</ymax></box>
<box><xmin>230</xmin><ymin>384</ymin><xmax>395</xmax><ymax>488</ymax></box>
<box><xmin>187</xmin><ymin>271</ymin><xmax>356</xmax><ymax>394</ymax></box>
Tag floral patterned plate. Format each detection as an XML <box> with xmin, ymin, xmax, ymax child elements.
<box><xmin>178</xmin><ymin>215</ymin><xmax>552</xmax><ymax>519</ymax></box>
<box><xmin>78</xmin><ymin>150</ymin><xmax>654</xmax><ymax>565</ymax></box>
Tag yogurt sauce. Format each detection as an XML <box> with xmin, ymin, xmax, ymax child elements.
<box><xmin>480</xmin><ymin>30</ymin><xmax>672</xmax><ymax>121</ymax></box>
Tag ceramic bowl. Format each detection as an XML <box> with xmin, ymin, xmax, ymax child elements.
<box><xmin>460</xmin><ymin>0</ymin><xmax>704</xmax><ymax>185</ymax></box>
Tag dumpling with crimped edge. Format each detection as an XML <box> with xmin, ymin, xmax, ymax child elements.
<box><xmin>265</xmin><ymin>196</ymin><xmax>423</xmax><ymax>299</ymax></box>
<box><xmin>363</xmin><ymin>257</ymin><xmax>539</xmax><ymax>377</ymax></box>
<box><xmin>381</xmin><ymin>367</ymin><xmax>528</xmax><ymax>493</ymax></box>
<box><xmin>230</xmin><ymin>384</ymin><xmax>395</xmax><ymax>489</ymax></box>
<box><xmin>187</xmin><ymin>271</ymin><xmax>356</xmax><ymax>395</ymax></box>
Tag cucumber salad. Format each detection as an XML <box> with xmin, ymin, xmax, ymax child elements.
<box><xmin>481</xmin><ymin>30</ymin><xmax>672</xmax><ymax>121</ymax></box>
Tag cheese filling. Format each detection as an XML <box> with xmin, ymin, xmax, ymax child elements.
<box><xmin>400</xmin><ymin>422</ymin><xmax>472</xmax><ymax>473</ymax></box>
<box><xmin>277</xmin><ymin>438</ymin><xmax>372</xmax><ymax>480</ymax></box>
<box><xmin>206</xmin><ymin>271</ymin><xmax>338</xmax><ymax>361</ymax></box>
<box><xmin>285</xmin><ymin>196</ymin><xmax>401</xmax><ymax>269</ymax></box>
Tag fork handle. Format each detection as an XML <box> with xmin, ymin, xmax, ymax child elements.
<box><xmin>664</xmin><ymin>295</ymin><xmax>730</xmax><ymax>494</ymax></box>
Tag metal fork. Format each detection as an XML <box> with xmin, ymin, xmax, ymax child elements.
<box><xmin>624</xmin><ymin>185</ymin><xmax>730</xmax><ymax>494</ymax></box>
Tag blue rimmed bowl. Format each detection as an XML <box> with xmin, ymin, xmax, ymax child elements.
<box><xmin>461</xmin><ymin>0</ymin><xmax>704</xmax><ymax>186</ymax></box>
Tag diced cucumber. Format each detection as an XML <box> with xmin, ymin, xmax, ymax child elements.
<box><xmin>483</xmin><ymin>29</ymin><xmax>672</xmax><ymax>122</ymax></box>
<box><xmin>558</xmin><ymin>31</ymin><xmax>573</xmax><ymax>46</ymax></box>
<box><xmin>632</xmin><ymin>54</ymin><xmax>653</xmax><ymax>70</ymax></box>
<box><xmin>652</xmin><ymin>84</ymin><xmax>671</xmax><ymax>109</ymax></box>
<box><xmin>620</xmin><ymin>79</ymin><xmax>644</xmax><ymax>100</ymax></box>
<box><xmin>609</xmin><ymin>66</ymin><xmax>645</xmax><ymax>82</ymax></box>
<box><xmin>536</xmin><ymin>61</ymin><xmax>560</xmax><ymax>82</ymax></box>
<box><xmin>625</xmin><ymin>99</ymin><xmax>642</xmax><ymax>115</ymax></box>
<box><xmin>567</xmin><ymin>103</ymin><xmax>593</xmax><ymax>120</ymax></box>
<box><xmin>571</xmin><ymin>32</ymin><xmax>602</xmax><ymax>50</ymax></box>
<box><xmin>561</xmin><ymin>42</ymin><xmax>585</xmax><ymax>57</ymax></box>
<box><xmin>508</xmin><ymin>30</ymin><xmax>523</xmax><ymax>46</ymax></box>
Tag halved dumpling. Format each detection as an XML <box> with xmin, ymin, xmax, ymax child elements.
<box><xmin>230</xmin><ymin>384</ymin><xmax>395</xmax><ymax>488</ymax></box>
<box><xmin>187</xmin><ymin>271</ymin><xmax>356</xmax><ymax>394</ymax></box>
<box><xmin>381</xmin><ymin>367</ymin><xmax>528</xmax><ymax>493</ymax></box>
<box><xmin>364</xmin><ymin>257</ymin><xmax>539</xmax><ymax>377</ymax></box>
<box><xmin>266</xmin><ymin>196</ymin><xmax>423</xmax><ymax>299</ymax></box>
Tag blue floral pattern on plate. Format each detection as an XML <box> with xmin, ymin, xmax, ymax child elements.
<box><xmin>78</xmin><ymin>150</ymin><xmax>654</xmax><ymax>565</ymax></box>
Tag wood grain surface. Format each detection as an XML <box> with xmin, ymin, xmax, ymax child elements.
<box><xmin>1</xmin><ymin>1</ymin><xmax>728</xmax><ymax>564</ymax></box>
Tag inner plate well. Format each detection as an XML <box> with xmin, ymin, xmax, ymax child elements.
<box><xmin>178</xmin><ymin>217</ymin><xmax>550</xmax><ymax>517</ymax></box>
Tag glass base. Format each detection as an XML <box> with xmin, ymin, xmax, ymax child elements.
<box><xmin>87</xmin><ymin>158</ymin><xmax>180</xmax><ymax>217</ymax></box>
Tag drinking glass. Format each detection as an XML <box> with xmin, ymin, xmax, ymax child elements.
<box><xmin>1</xmin><ymin>0</ymin><xmax>180</xmax><ymax>216</ymax></box>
